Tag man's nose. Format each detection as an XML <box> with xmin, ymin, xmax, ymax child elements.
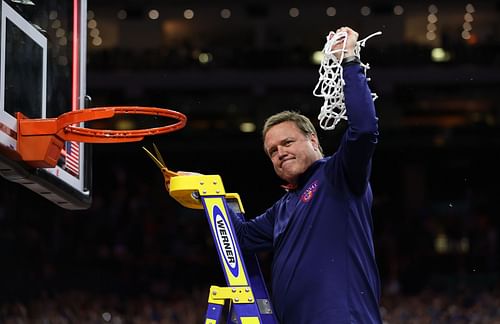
<box><xmin>277</xmin><ymin>145</ymin><xmax>286</xmax><ymax>158</ymax></box>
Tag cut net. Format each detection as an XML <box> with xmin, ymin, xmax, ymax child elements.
<box><xmin>313</xmin><ymin>31</ymin><xmax>382</xmax><ymax>130</ymax></box>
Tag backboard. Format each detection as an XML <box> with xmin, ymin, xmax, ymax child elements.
<box><xmin>0</xmin><ymin>0</ymin><xmax>90</xmax><ymax>209</ymax></box>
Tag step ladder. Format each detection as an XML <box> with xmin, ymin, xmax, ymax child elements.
<box><xmin>144</xmin><ymin>146</ymin><xmax>279</xmax><ymax>324</ymax></box>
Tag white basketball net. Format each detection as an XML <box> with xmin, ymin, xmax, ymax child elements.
<box><xmin>313</xmin><ymin>31</ymin><xmax>382</xmax><ymax>130</ymax></box>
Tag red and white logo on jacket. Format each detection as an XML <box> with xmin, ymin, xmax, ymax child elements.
<box><xmin>300</xmin><ymin>180</ymin><xmax>319</xmax><ymax>203</ymax></box>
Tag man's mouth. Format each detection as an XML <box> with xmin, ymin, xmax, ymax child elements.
<box><xmin>280</xmin><ymin>158</ymin><xmax>294</xmax><ymax>168</ymax></box>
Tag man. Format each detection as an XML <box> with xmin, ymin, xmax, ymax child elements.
<box><xmin>228</xmin><ymin>27</ymin><xmax>382</xmax><ymax>323</ymax></box>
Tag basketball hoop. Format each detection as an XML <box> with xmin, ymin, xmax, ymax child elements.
<box><xmin>16</xmin><ymin>106</ymin><xmax>187</xmax><ymax>168</ymax></box>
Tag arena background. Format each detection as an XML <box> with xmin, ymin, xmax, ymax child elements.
<box><xmin>1</xmin><ymin>0</ymin><xmax>499</xmax><ymax>322</ymax></box>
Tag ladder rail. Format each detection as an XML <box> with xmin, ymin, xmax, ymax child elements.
<box><xmin>169</xmin><ymin>174</ymin><xmax>279</xmax><ymax>324</ymax></box>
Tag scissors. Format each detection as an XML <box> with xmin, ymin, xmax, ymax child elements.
<box><xmin>142</xmin><ymin>143</ymin><xmax>179</xmax><ymax>186</ymax></box>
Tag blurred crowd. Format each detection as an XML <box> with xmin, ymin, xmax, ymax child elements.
<box><xmin>0</xmin><ymin>144</ymin><xmax>499</xmax><ymax>322</ymax></box>
<box><xmin>1</xmin><ymin>288</ymin><xmax>500</xmax><ymax>323</ymax></box>
<box><xmin>0</xmin><ymin>290</ymin><xmax>207</xmax><ymax>323</ymax></box>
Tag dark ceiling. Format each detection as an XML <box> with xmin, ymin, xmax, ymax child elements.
<box><xmin>84</xmin><ymin>0</ymin><xmax>500</xmax><ymax>145</ymax></box>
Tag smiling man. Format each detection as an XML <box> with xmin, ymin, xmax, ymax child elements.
<box><xmin>264</xmin><ymin>119</ymin><xmax>323</xmax><ymax>185</ymax></box>
<box><xmin>229</xmin><ymin>27</ymin><xmax>383</xmax><ymax>323</ymax></box>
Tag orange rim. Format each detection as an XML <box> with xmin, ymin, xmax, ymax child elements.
<box><xmin>16</xmin><ymin>106</ymin><xmax>187</xmax><ymax>168</ymax></box>
<box><xmin>59</xmin><ymin>106</ymin><xmax>187</xmax><ymax>141</ymax></box>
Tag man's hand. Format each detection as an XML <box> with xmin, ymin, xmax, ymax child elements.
<box><xmin>330</xmin><ymin>26</ymin><xmax>359</xmax><ymax>60</ymax></box>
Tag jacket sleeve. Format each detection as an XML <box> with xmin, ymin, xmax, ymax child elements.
<box><xmin>228</xmin><ymin>206</ymin><xmax>275</xmax><ymax>253</ymax></box>
<box><xmin>328</xmin><ymin>63</ymin><xmax>379</xmax><ymax>195</ymax></box>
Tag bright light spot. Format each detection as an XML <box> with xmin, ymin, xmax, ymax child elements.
<box><xmin>102</xmin><ymin>312</ymin><xmax>112</xmax><ymax>322</ymax></box>
<box><xmin>427</xmin><ymin>14</ymin><xmax>438</xmax><ymax>23</ymax></box>
<box><xmin>431</xmin><ymin>47</ymin><xmax>445</xmax><ymax>60</ymax></box>
<box><xmin>220</xmin><ymin>9</ymin><xmax>231</xmax><ymax>19</ymax></box>
<box><xmin>289</xmin><ymin>7</ymin><xmax>300</xmax><ymax>18</ymax></box>
<box><xmin>51</xmin><ymin>19</ymin><xmax>61</xmax><ymax>29</ymax></box>
<box><xmin>326</xmin><ymin>7</ymin><xmax>336</xmax><ymax>17</ymax></box>
<box><xmin>428</xmin><ymin>4</ymin><xmax>438</xmax><ymax>14</ymax></box>
<box><xmin>462</xmin><ymin>22</ymin><xmax>472</xmax><ymax>31</ymax></box>
<box><xmin>426</xmin><ymin>31</ymin><xmax>436</xmax><ymax>41</ymax></box>
<box><xmin>360</xmin><ymin>6</ymin><xmax>371</xmax><ymax>16</ymax></box>
<box><xmin>90</xmin><ymin>28</ymin><xmax>100</xmax><ymax>37</ymax></box>
<box><xmin>116</xmin><ymin>119</ymin><xmax>134</xmax><ymax>130</ymax></box>
<box><xmin>184</xmin><ymin>9</ymin><xmax>194</xmax><ymax>19</ymax></box>
<box><xmin>427</xmin><ymin>23</ymin><xmax>437</xmax><ymax>32</ymax></box>
<box><xmin>148</xmin><ymin>9</ymin><xmax>160</xmax><ymax>20</ymax></box>
<box><xmin>434</xmin><ymin>233</ymin><xmax>448</xmax><ymax>254</ymax></box>
<box><xmin>431</xmin><ymin>48</ymin><xmax>450</xmax><ymax>62</ymax></box>
<box><xmin>465</xmin><ymin>3</ymin><xmax>475</xmax><ymax>13</ymax></box>
<box><xmin>464</xmin><ymin>13</ymin><xmax>474</xmax><ymax>22</ymax></box>
<box><xmin>198</xmin><ymin>52</ymin><xmax>213</xmax><ymax>64</ymax></box>
<box><xmin>240</xmin><ymin>122</ymin><xmax>256</xmax><ymax>133</ymax></box>
<box><xmin>461</xmin><ymin>30</ymin><xmax>471</xmax><ymax>39</ymax></box>
<box><xmin>311</xmin><ymin>51</ymin><xmax>324</xmax><ymax>65</ymax></box>
<box><xmin>117</xmin><ymin>9</ymin><xmax>127</xmax><ymax>20</ymax></box>
<box><xmin>393</xmin><ymin>5</ymin><xmax>404</xmax><ymax>15</ymax></box>
<box><xmin>466</xmin><ymin>33</ymin><xmax>478</xmax><ymax>45</ymax></box>
<box><xmin>87</xmin><ymin>19</ymin><xmax>97</xmax><ymax>29</ymax></box>
<box><xmin>92</xmin><ymin>36</ymin><xmax>102</xmax><ymax>46</ymax></box>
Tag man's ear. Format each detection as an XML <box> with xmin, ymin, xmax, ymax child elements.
<box><xmin>310</xmin><ymin>133</ymin><xmax>320</xmax><ymax>150</ymax></box>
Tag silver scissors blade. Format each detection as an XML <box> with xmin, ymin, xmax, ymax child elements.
<box><xmin>153</xmin><ymin>143</ymin><xmax>166</xmax><ymax>167</ymax></box>
<box><xmin>143</xmin><ymin>145</ymin><xmax>179</xmax><ymax>179</ymax></box>
<box><xmin>142</xmin><ymin>146</ymin><xmax>165</xmax><ymax>169</ymax></box>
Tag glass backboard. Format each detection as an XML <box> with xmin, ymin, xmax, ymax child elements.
<box><xmin>0</xmin><ymin>0</ymin><xmax>90</xmax><ymax>209</ymax></box>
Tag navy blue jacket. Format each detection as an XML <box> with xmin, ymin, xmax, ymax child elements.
<box><xmin>230</xmin><ymin>64</ymin><xmax>382</xmax><ymax>323</ymax></box>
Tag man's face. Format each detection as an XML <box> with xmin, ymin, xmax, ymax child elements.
<box><xmin>264</xmin><ymin>121</ymin><xmax>322</xmax><ymax>184</ymax></box>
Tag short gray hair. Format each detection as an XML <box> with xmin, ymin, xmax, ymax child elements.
<box><xmin>262</xmin><ymin>110</ymin><xmax>323</xmax><ymax>154</ymax></box>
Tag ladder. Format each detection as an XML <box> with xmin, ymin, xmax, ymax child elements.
<box><xmin>144</xmin><ymin>146</ymin><xmax>279</xmax><ymax>324</ymax></box>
